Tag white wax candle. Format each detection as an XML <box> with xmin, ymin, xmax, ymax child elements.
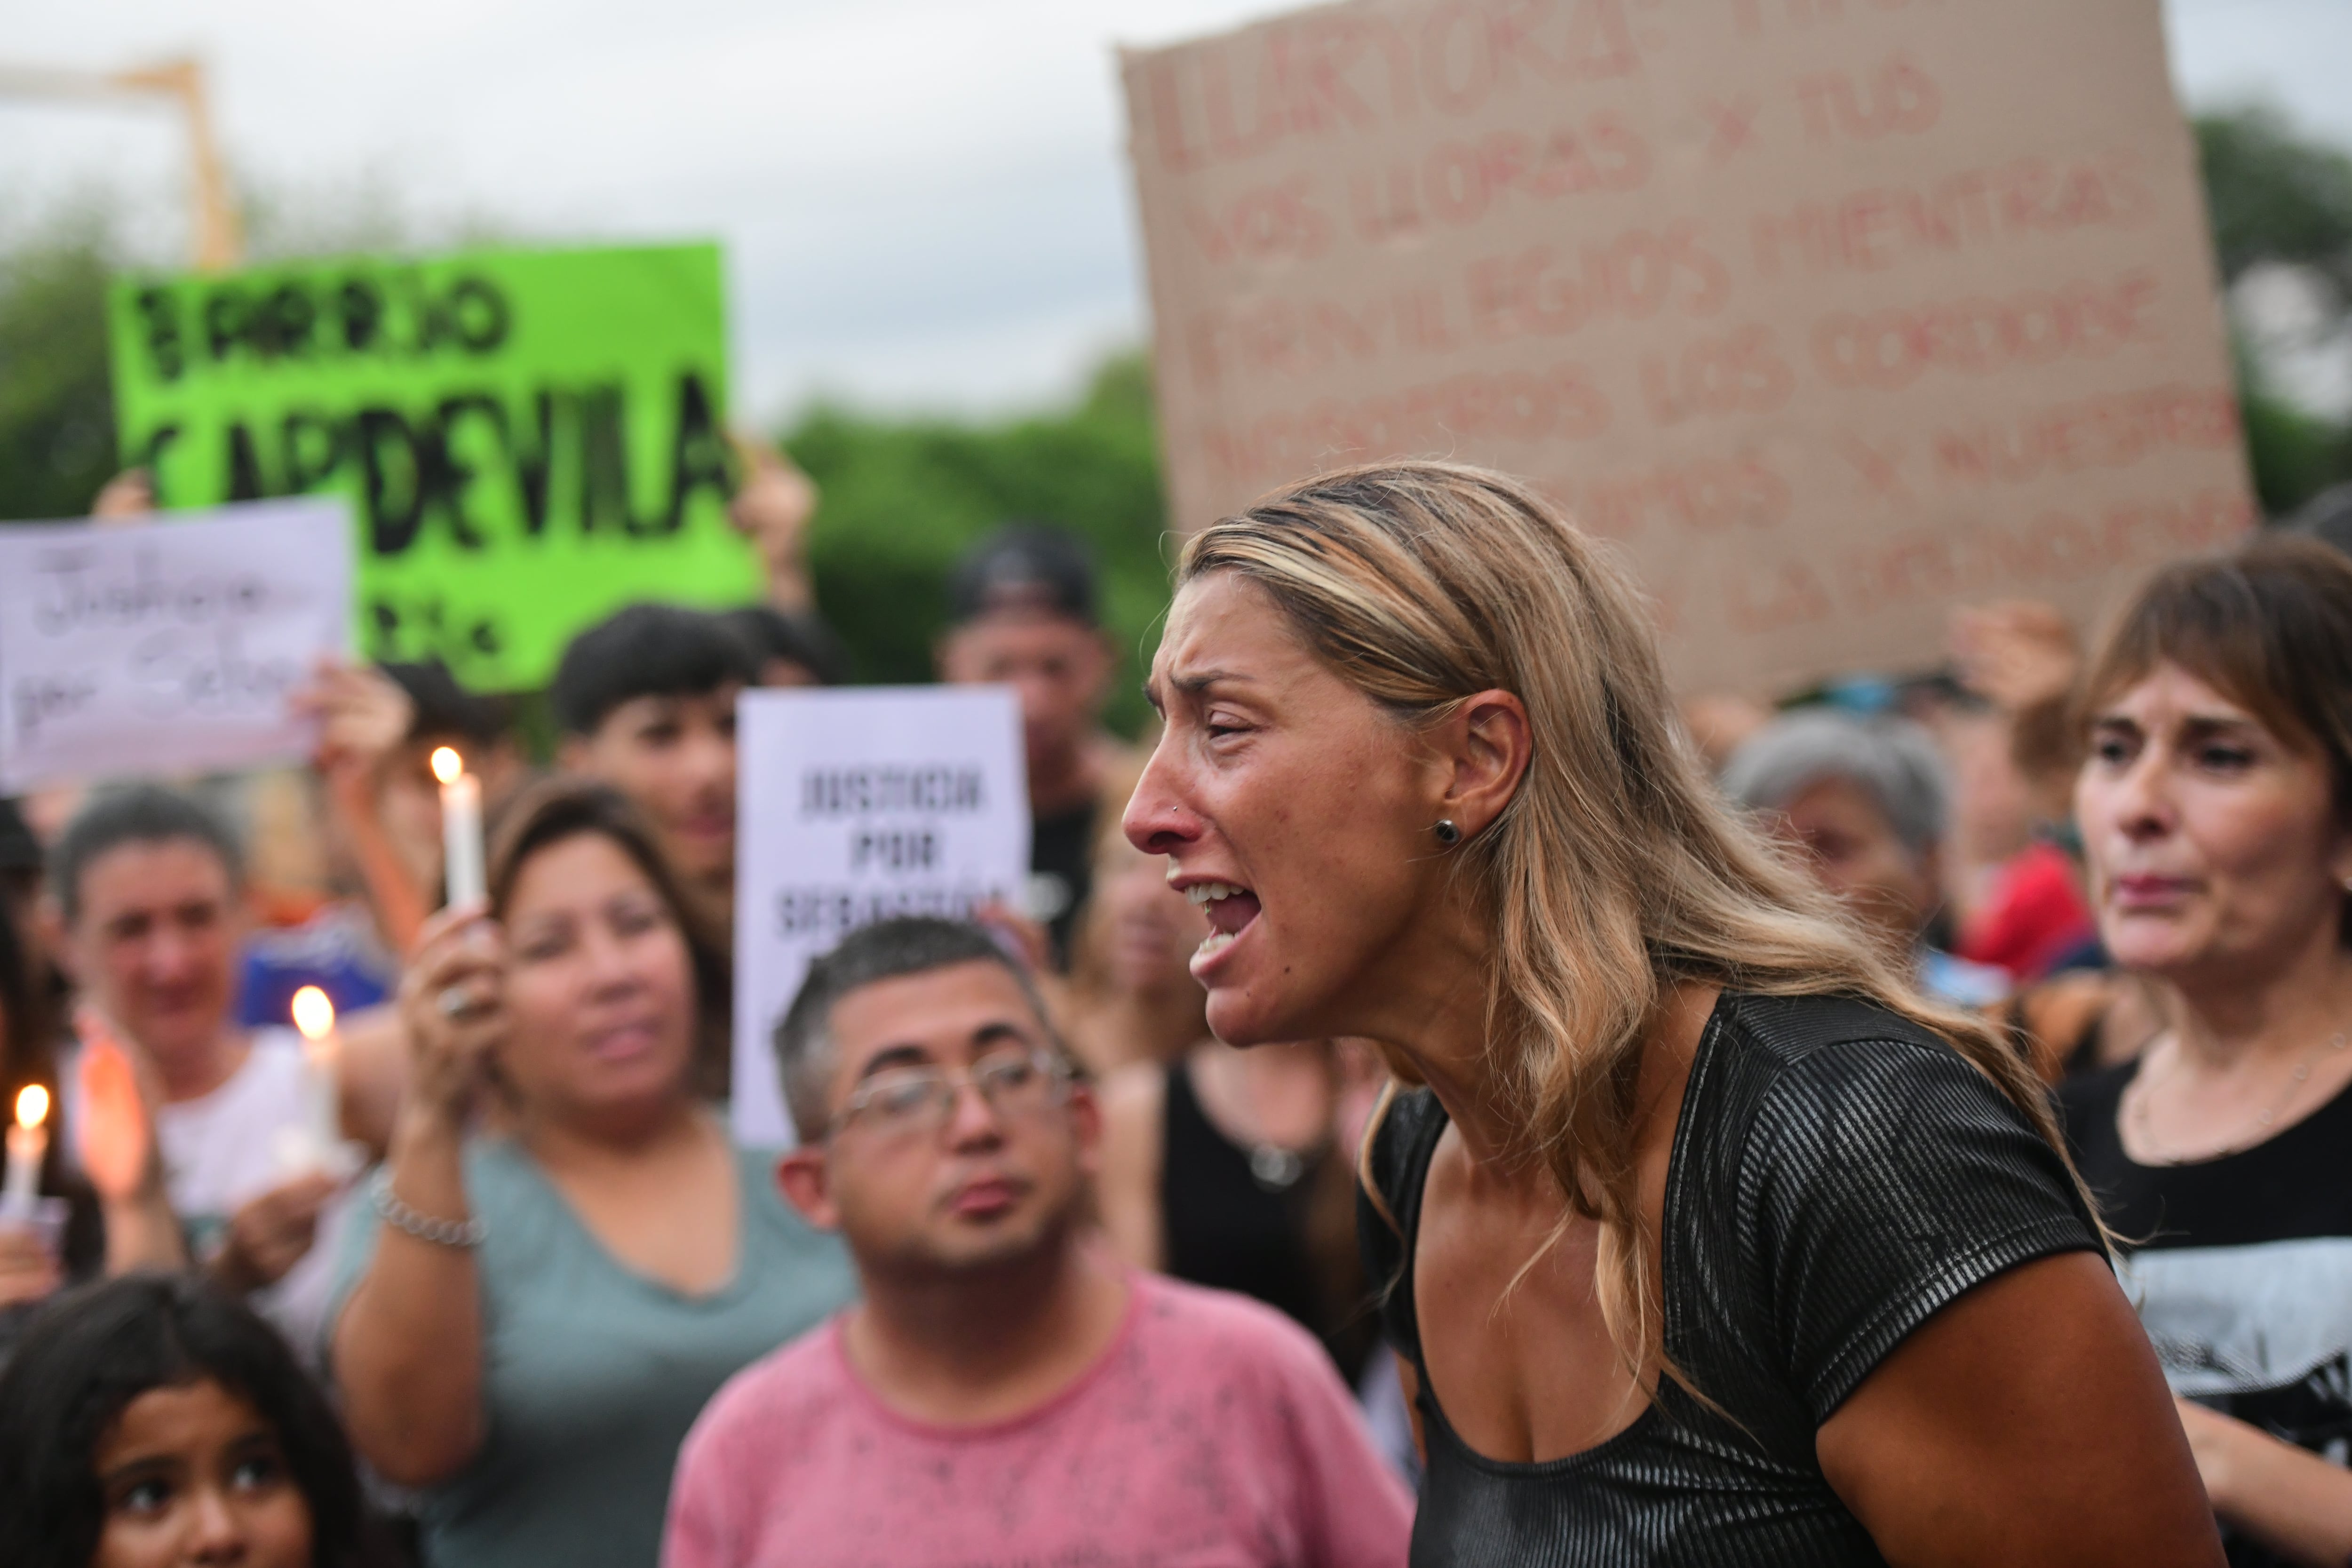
<box><xmin>433</xmin><ymin>747</ymin><xmax>487</xmax><ymax>908</ymax></box>
<box><xmin>3</xmin><ymin>1086</ymin><xmax>49</xmax><ymax>1222</ymax></box>
<box><xmin>291</xmin><ymin>986</ymin><xmax>341</xmax><ymax>1167</ymax></box>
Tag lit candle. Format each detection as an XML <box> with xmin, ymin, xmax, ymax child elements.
<box><xmin>293</xmin><ymin>985</ymin><xmax>341</xmax><ymax>1163</ymax></box>
<box><xmin>3</xmin><ymin>1085</ymin><xmax>48</xmax><ymax>1223</ymax></box>
<box><xmin>433</xmin><ymin>746</ymin><xmax>486</xmax><ymax>908</ymax></box>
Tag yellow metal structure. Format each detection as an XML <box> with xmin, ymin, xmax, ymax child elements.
<box><xmin>0</xmin><ymin>56</ymin><xmax>244</xmax><ymax>269</ymax></box>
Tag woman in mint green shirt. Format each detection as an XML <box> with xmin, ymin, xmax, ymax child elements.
<box><xmin>328</xmin><ymin>780</ymin><xmax>854</xmax><ymax>1567</ymax></box>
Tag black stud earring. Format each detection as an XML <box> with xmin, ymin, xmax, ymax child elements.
<box><xmin>1433</xmin><ymin>819</ymin><xmax>1462</xmax><ymax>847</ymax></box>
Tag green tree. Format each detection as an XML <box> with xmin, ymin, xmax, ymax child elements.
<box><xmin>0</xmin><ymin>215</ymin><xmax>119</xmax><ymax>522</ymax></box>
<box><xmin>784</xmin><ymin>350</ymin><xmax>1169</xmax><ymax>733</ymax></box>
<box><xmin>2195</xmin><ymin>106</ymin><xmax>2352</xmax><ymax>513</ymax></box>
<box><xmin>2199</xmin><ymin>106</ymin><xmax>2352</xmax><ymax>293</ymax></box>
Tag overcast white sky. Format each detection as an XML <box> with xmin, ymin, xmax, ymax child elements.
<box><xmin>3</xmin><ymin>0</ymin><xmax>2345</xmax><ymax>424</ymax></box>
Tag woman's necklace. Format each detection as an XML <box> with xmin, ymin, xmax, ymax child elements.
<box><xmin>2128</xmin><ymin>1027</ymin><xmax>2351</xmax><ymax>1164</ymax></box>
<box><xmin>1197</xmin><ymin>1047</ymin><xmax>1327</xmax><ymax>1193</ymax></box>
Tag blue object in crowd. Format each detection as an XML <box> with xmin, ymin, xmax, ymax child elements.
<box><xmin>236</xmin><ymin>903</ymin><xmax>395</xmax><ymax>1028</ymax></box>
<box><xmin>1821</xmin><ymin>676</ymin><xmax>1899</xmax><ymax>716</ymax></box>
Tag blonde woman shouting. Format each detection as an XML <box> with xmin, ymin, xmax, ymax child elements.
<box><xmin>1124</xmin><ymin>462</ymin><xmax>2217</xmax><ymax>1566</ymax></box>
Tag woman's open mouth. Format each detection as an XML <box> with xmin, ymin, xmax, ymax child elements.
<box><xmin>1185</xmin><ymin>880</ymin><xmax>1262</xmax><ymax>963</ymax></box>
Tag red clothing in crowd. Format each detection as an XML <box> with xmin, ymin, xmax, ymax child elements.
<box><xmin>662</xmin><ymin>1270</ymin><xmax>1413</xmax><ymax>1568</ymax></box>
<box><xmin>1957</xmin><ymin>840</ymin><xmax>2097</xmax><ymax>981</ymax></box>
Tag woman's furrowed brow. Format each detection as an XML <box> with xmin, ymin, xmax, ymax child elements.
<box><xmin>1169</xmin><ymin>668</ymin><xmax>1251</xmax><ymax>696</ymax></box>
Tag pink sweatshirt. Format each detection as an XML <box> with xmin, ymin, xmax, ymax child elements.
<box><xmin>663</xmin><ymin>1271</ymin><xmax>1414</xmax><ymax>1568</ymax></box>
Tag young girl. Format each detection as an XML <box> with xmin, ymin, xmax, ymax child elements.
<box><xmin>0</xmin><ymin>1274</ymin><xmax>372</xmax><ymax>1568</ymax></box>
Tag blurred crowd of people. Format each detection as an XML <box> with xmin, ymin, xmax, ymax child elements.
<box><xmin>0</xmin><ymin>440</ymin><xmax>2346</xmax><ymax>1568</ymax></box>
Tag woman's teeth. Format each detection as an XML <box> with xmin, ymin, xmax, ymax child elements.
<box><xmin>1184</xmin><ymin>881</ymin><xmax>1257</xmax><ymax>959</ymax></box>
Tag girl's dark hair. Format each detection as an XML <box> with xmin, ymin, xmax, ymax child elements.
<box><xmin>487</xmin><ymin>777</ymin><xmax>734</xmax><ymax>1097</ymax></box>
<box><xmin>0</xmin><ymin>1274</ymin><xmax>366</xmax><ymax>1568</ymax></box>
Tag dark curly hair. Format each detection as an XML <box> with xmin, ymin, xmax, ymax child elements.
<box><xmin>0</xmin><ymin>1274</ymin><xmax>367</xmax><ymax>1568</ymax></box>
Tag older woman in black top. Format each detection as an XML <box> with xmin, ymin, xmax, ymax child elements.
<box><xmin>1125</xmin><ymin>462</ymin><xmax>2216</xmax><ymax>1565</ymax></box>
<box><xmin>2061</xmin><ymin>537</ymin><xmax>2352</xmax><ymax>1567</ymax></box>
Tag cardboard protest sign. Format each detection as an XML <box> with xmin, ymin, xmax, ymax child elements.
<box><xmin>731</xmin><ymin>687</ymin><xmax>1030</xmax><ymax>1148</ymax></box>
<box><xmin>108</xmin><ymin>242</ymin><xmax>756</xmax><ymax>692</ymax></box>
<box><xmin>1120</xmin><ymin>0</ymin><xmax>2256</xmax><ymax>694</ymax></box>
<box><xmin>0</xmin><ymin>498</ymin><xmax>352</xmax><ymax>791</ymax></box>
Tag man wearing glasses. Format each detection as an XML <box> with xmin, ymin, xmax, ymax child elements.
<box><xmin>661</xmin><ymin>917</ymin><xmax>1411</xmax><ymax>1568</ymax></box>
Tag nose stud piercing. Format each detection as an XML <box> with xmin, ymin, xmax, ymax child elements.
<box><xmin>1433</xmin><ymin>819</ymin><xmax>1462</xmax><ymax>847</ymax></box>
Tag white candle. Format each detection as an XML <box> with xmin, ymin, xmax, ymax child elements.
<box><xmin>3</xmin><ymin>1085</ymin><xmax>49</xmax><ymax>1223</ymax></box>
<box><xmin>433</xmin><ymin>746</ymin><xmax>487</xmax><ymax>908</ymax></box>
<box><xmin>292</xmin><ymin>986</ymin><xmax>341</xmax><ymax>1162</ymax></box>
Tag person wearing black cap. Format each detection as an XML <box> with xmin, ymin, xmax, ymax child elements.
<box><xmin>938</xmin><ymin>524</ymin><xmax>1135</xmax><ymax>969</ymax></box>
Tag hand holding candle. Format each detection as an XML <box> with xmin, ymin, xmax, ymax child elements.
<box><xmin>3</xmin><ymin>1086</ymin><xmax>49</xmax><ymax>1224</ymax></box>
<box><xmin>433</xmin><ymin>746</ymin><xmax>487</xmax><ymax>908</ymax></box>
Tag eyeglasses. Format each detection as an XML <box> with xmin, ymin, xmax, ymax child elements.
<box><xmin>828</xmin><ymin>1048</ymin><xmax>1071</xmax><ymax>1140</ymax></box>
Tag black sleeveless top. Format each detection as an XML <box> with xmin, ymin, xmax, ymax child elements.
<box><xmin>1360</xmin><ymin>992</ymin><xmax>2103</xmax><ymax>1566</ymax></box>
<box><xmin>1162</xmin><ymin>1059</ymin><xmax>1377</xmax><ymax>1380</ymax></box>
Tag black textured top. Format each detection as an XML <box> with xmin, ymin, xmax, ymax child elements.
<box><xmin>1360</xmin><ymin>991</ymin><xmax>2103</xmax><ymax>1567</ymax></box>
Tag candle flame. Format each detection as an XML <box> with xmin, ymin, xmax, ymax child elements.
<box><xmin>431</xmin><ymin>746</ymin><xmax>464</xmax><ymax>785</ymax></box>
<box><xmin>292</xmin><ymin>986</ymin><xmax>336</xmax><ymax>1042</ymax></box>
<box><xmin>14</xmin><ymin>1085</ymin><xmax>46</xmax><ymax>1130</ymax></box>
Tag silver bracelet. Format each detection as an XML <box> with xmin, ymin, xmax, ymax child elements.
<box><xmin>370</xmin><ymin>1168</ymin><xmax>487</xmax><ymax>1250</ymax></box>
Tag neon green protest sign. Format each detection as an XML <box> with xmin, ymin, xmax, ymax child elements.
<box><xmin>108</xmin><ymin>242</ymin><xmax>758</xmax><ymax>690</ymax></box>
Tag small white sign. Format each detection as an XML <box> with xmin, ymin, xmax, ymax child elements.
<box><xmin>731</xmin><ymin>686</ymin><xmax>1030</xmax><ymax>1148</ymax></box>
<box><xmin>0</xmin><ymin>499</ymin><xmax>353</xmax><ymax>792</ymax></box>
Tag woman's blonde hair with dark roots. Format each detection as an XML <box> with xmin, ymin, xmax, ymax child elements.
<box><xmin>1178</xmin><ymin>460</ymin><xmax>2084</xmax><ymax>1385</ymax></box>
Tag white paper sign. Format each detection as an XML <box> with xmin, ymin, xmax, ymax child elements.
<box><xmin>0</xmin><ymin>499</ymin><xmax>354</xmax><ymax>792</ymax></box>
<box><xmin>731</xmin><ymin>686</ymin><xmax>1031</xmax><ymax>1148</ymax></box>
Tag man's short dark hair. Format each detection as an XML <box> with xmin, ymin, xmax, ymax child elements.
<box><xmin>721</xmin><ymin>605</ymin><xmax>853</xmax><ymax>687</ymax></box>
<box><xmin>774</xmin><ymin>916</ymin><xmax>1064</xmax><ymax>1143</ymax></box>
<box><xmin>946</xmin><ymin>524</ymin><xmax>1099</xmax><ymax>629</ymax></box>
<box><xmin>53</xmin><ymin>785</ymin><xmax>244</xmax><ymax>925</ymax></box>
<box><xmin>381</xmin><ymin>660</ymin><xmax>512</xmax><ymax>749</ymax></box>
<box><xmin>549</xmin><ymin>604</ymin><xmax>761</xmax><ymax>736</ymax></box>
